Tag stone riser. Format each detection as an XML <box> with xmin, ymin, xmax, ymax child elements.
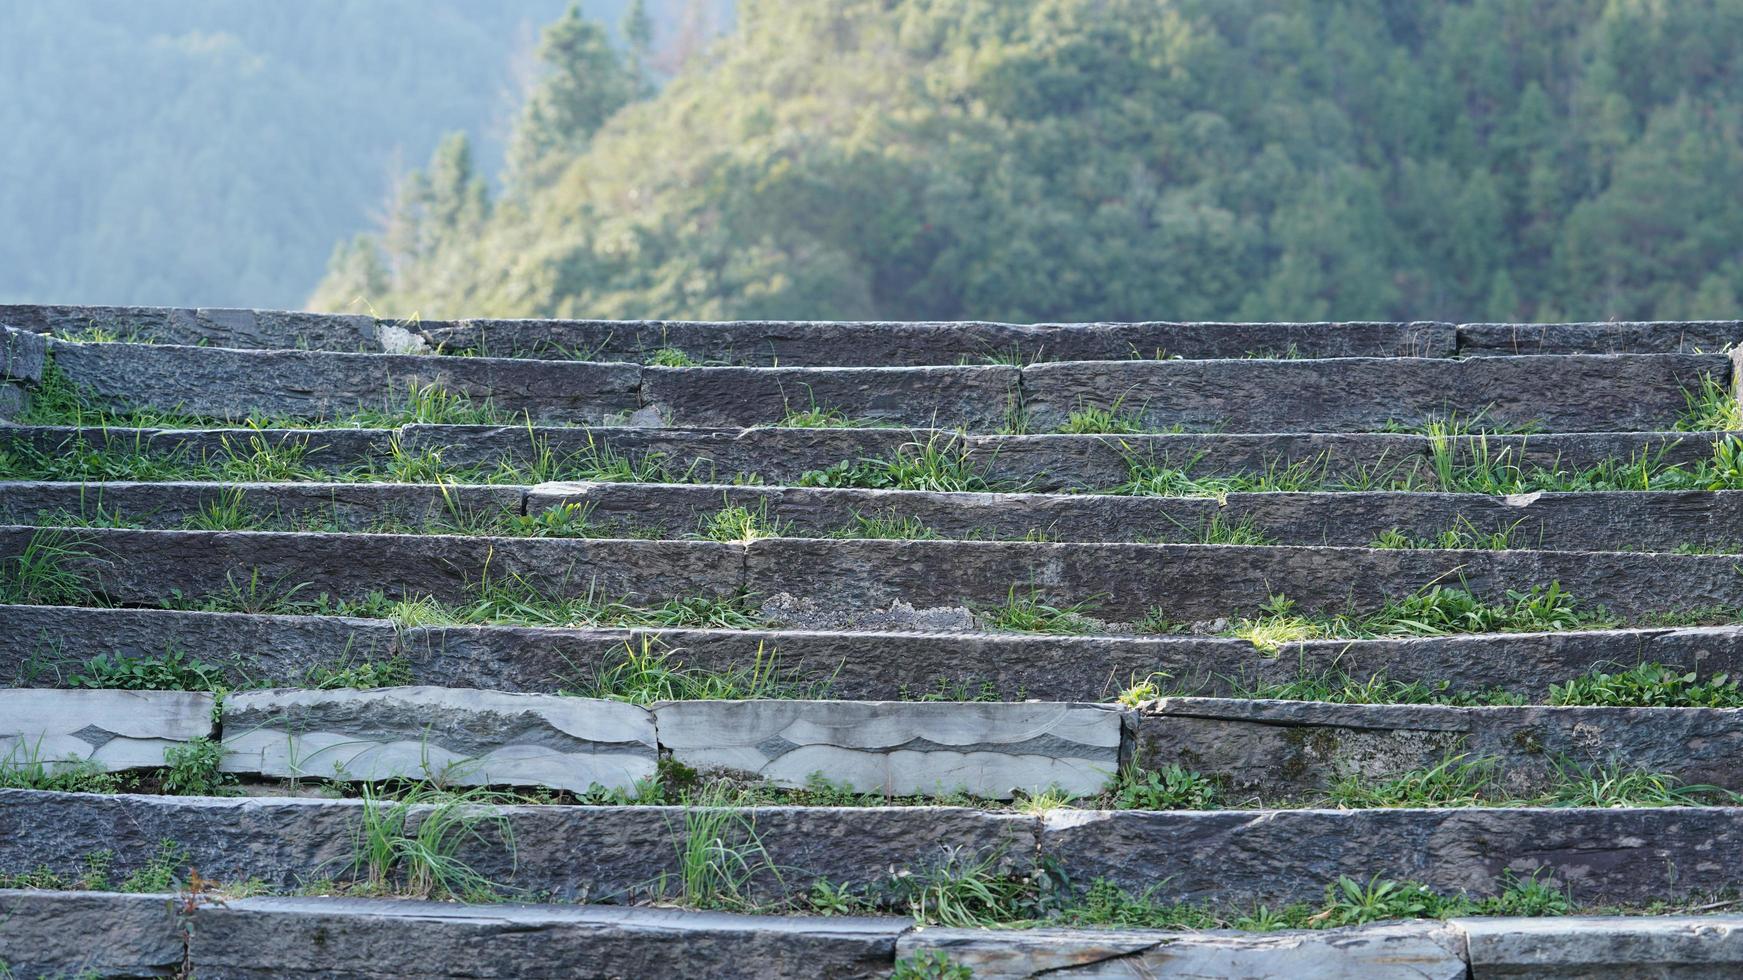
<box><xmin>21</xmin><ymin>329</ymin><xmax>1726</xmax><ymax>432</ymax></box>
<box><xmin>11</xmin><ymin>479</ymin><xmax>1743</xmax><ymax>552</ymax></box>
<box><xmin>4</xmin><ymin>790</ymin><xmax>1742</xmax><ymax>908</ymax></box>
<box><xmin>14</xmin><ymin>606</ymin><xmax>1742</xmax><ymax>703</ymax></box>
<box><xmin>7</xmin><ymin>524</ymin><xmax>1743</xmax><ymax>623</ymax></box>
<box><xmin>3</xmin><ymin>423</ymin><xmax>1726</xmax><ymax>492</ymax></box>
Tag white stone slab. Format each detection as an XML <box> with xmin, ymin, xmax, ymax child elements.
<box><xmin>219</xmin><ymin>687</ymin><xmax>656</xmax><ymax>793</ymax></box>
<box><xmin>1457</xmin><ymin>915</ymin><xmax>1743</xmax><ymax>977</ymax></box>
<box><xmin>0</xmin><ymin>689</ymin><xmax>216</xmax><ymax>771</ymax></box>
<box><xmin>653</xmin><ymin>700</ymin><xmax>1123</xmax><ymax>798</ymax></box>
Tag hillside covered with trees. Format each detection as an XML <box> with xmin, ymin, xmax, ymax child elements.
<box><xmin>314</xmin><ymin>0</ymin><xmax>1743</xmax><ymax>324</ymax></box>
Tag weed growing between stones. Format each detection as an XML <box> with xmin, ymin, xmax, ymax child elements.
<box><xmin>645</xmin><ymin>347</ymin><xmax>697</xmax><ymax>367</ymax></box>
<box><xmin>775</xmin><ymin>400</ymin><xmax>877</xmax><ymax>428</ymax></box>
<box><xmin>661</xmin><ymin>784</ymin><xmax>782</xmax><ymax>911</ymax></box>
<box><xmin>1226</xmin><ymin>582</ymin><xmax>1618</xmax><ymax>650</ymax></box>
<box><xmin>349</xmin><ymin>784</ymin><xmax>513</xmax><ymax>901</ymax></box>
<box><xmin>1177</xmin><ymin>513</ymin><xmax>1277</xmax><ymax>546</ymax></box>
<box><xmin>1369</xmin><ymin>516</ymin><xmax>1533</xmax><ymax>550</ymax></box>
<box><xmin>0</xmin><ymin>741</ymin><xmax>120</xmax><ymax>793</ymax></box>
<box><xmin>1550</xmin><ymin>662</ymin><xmax>1743</xmax><ymax>707</ymax></box>
<box><xmin>1112</xmin><ymin>763</ymin><xmax>1219</xmax><ymax>810</ymax></box>
<box><xmin>1230</xmin><ymin>668</ymin><xmax>1526</xmax><ymax>706</ymax></box>
<box><xmin>161</xmin><ymin>738</ymin><xmax>232</xmax><ymax>796</ymax></box>
<box><xmin>978</xmin><ymin>587</ymin><xmax>1102</xmax><ymax>634</ymax></box>
<box><xmin>1057</xmin><ymin>397</ymin><xmax>1153</xmax><ymax>435</ymax></box>
<box><xmin>700</xmin><ymin>502</ymin><xmax>783</xmax><ymax>543</ymax></box>
<box><xmin>891</xmin><ymin>845</ymin><xmax>1047</xmax><ymax>927</ymax></box>
<box><xmin>565</xmin><ymin>637</ymin><xmax>834</xmax><ymax>703</ymax></box>
<box><xmin>69</xmin><ymin>648</ymin><xmax>227</xmax><ymax>692</ymax></box>
<box><xmin>0</xmin><ymin>528</ymin><xmax>96</xmax><ymax>606</ymax></box>
<box><xmin>1322</xmin><ymin>753</ymin><xmax>1742</xmax><ymax>809</ymax></box>
<box><xmin>1110</xmin><ymin>450</ymin><xmax>1337</xmax><ymax>498</ymax></box>
<box><xmin>304</xmin><ymin>655</ymin><xmax>415</xmax><ymax>690</ymax></box>
<box><xmin>1676</xmin><ymin>375</ymin><xmax>1743</xmax><ymax>432</ymax></box>
<box><xmin>827</xmin><ymin>511</ymin><xmax>941</xmax><ymax>540</ymax></box>
<box><xmin>799</xmin><ymin>435</ymin><xmax>1014</xmax><ymax>492</ymax></box>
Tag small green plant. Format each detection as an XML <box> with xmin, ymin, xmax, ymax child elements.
<box><xmin>1676</xmin><ymin>374</ymin><xmax>1743</xmax><ymax>432</ymax></box>
<box><xmin>799</xmin><ymin>436</ymin><xmax>1008</xmax><ymax>493</ymax></box>
<box><xmin>350</xmin><ymin>784</ymin><xmax>512</xmax><ymax>900</ymax></box>
<box><xmin>1327</xmin><ymin>753</ymin><xmax>1500</xmax><ymax>808</ymax></box>
<box><xmin>1058</xmin><ymin>397</ymin><xmax>1151</xmax><ymax>435</ymax></box>
<box><xmin>890</xmin><ymin>951</ymin><xmax>974</xmax><ymax>980</ymax></box>
<box><xmin>119</xmin><ymin>840</ymin><xmax>190</xmax><ymax>893</ymax></box>
<box><xmin>0</xmin><ymin>741</ymin><xmax>120</xmax><ymax>793</ymax></box>
<box><xmin>69</xmin><ymin>648</ymin><xmax>226</xmax><ymax>691</ymax></box>
<box><xmin>161</xmin><ymin>738</ymin><xmax>232</xmax><ymax>796</ymax></box>
<box><xmin>1312</xmin><ymin>875</ymin><xmax>1471</xmax><ymax>927</ymax></box>
<box><xmin>305</xmin><ymin>655</ymin><xmax>413</xmax><ymax>690</ymax></box>
<box><xmin>646</xmin><ymin>346</ymin><xmax>698</xmax><ymax>367</ymax></box>
<box><xmin>1114</xmin><ymin>763</ymin><xmax>1218</xmax><ymax>810</ymax></box>
<box><xmin>182</xmin><ymin>487</ymin><xmax>264</xmax><ymax>531</ymax></box>
<box><xmin>357</xmin><ymin>379</ymin><xmax>518</xmax><ymax>426</ymax></box>
<box><xmin>892</xmin><ymin>846</ymin><xmax>1038</xmax><ymax>927</ymax></box>
<box><xmin>0</xmin><ymin>529</ymin><xmax>95</xmax><ymax>605</ymax></box>
<box><xmin>500</xmin><ymin>502</ymin><xmax>608</xmax><ymax>538</ymax></box>
<box><xmin>1369</xmin><ymin>517</ymin><xmax>1528</xmax><ymax>550</ymax></box>
<box><xmin>979</xmin><ymin>587</ymin><xmax>1100</xmax><ymax>634</ymax></box>
<box><xmin>831</xmin><ymin>512</ymin><xmax>941</xmax><ymax>540</ymax></box>
<box><xmin>668</xmin><ymin>785</ymin><xmax>781</xmax><ymax>910</ymax></box>
<box><xmin>570</xmin><ymin>637</ymin><xmax>831</xmax><ymax>703</ymax></box>
<box><xmin>1549</xmin><ymin>662</ymin><xmax>1743</xmax><ymax>708</ymax></box>
<box><xmin>700</xmin><ymin>502</ymin><xmax>782</xmax><ymax>543</ymax></box>
<box><xmin>1544</xmin><ymin>760</ymin><xmax>1738</xmax><ymax>808</ymax></box>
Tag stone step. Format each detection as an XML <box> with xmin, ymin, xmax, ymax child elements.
<box><xmin>5</xmin><ymin>422</ymin><xmax>1729</xmax><ymax>493</ymax></box>
<box><xmin>7</xmin><ymin>524</ymin><xmax>1743</xmax><ymax>625</ymax></box>
<box><xmin>1459</xmin><ymin>320</ymin><xmax>1743</xmax><ymax>356</ymax></box>
<box><xmin>0</xmin><ymin>688</ymin><xmax>214</xmax><ymax>771</ymax></box>
<box><xmin>30</xmin><ymin>330</ymin><xmax>1726</xmax><ymax>432</ymax></box>
<box><xmin>11</xmin><ymin>479</ymin><xmax>1743</xmax><ymax>552</ymax></box>
<box><xmin>2</xmin><ymin>304</ymin><xmax>1457</xmax><ymax>361</ymax></box>
<box><xmin>13</xmin><ymin>605</ymin><xmax>1743</xmax><ymax>703</ymax></box>
<box><xmin>7</xmin><ymin>887</ymin><xmax>1740</xmax><ymax>980</ymax></box>
<box><xmin>1137</xmin><ymin>697</ymin><xmax>1743</xmax><ymax>799</ymax></box>
<box><xmin>4</xmin><ymin>790</ymin><xmax>1741</xmax><ymax>908</ymax></box>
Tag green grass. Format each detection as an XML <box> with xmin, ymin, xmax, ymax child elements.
<box><xmin>565</xmin><ymin>637</ymin><xmax>833</xmax><ymax>703</ymax></box>
<box><xmin>978</xmin><ymin>587</ymin><xmax>1101</xmax><ymax>634</ymax></box>
<box><xmin>1057</xmin><ymin>397</ymin><xmax>1153</xmax><ymax>435</ymax></box>
<box><xmin>161</xmin><ymin>738</ymin><xmax>232</xmax><ymax>796</ymax></box>
<box><xmin>1370</xmin><ymin>517</ymin><xmax>1531</xmax><ymax>550</ymax></box>
<box><xmin>799</xmin><ymin>436</ymin><xmax>1012</xmax><ymax>492</ymax></box>
<box><xmin>1225</xmin><ymin>582</ymin><xmax>1618</xmax><ymax>650</ymax></box>
<box><xmin>1328</xmin><ymin>753</ymin><xmax>1501</xmax><ymax>808</ymax></box>
<box><xmin>700</xmin><ymin>502</ymin><xmax>783</xmax><ymax>542</ymax></box>
<box><xmin>305</xmin><ymin>655</ymin><xmax>414</xmax><ymax>690</ymax></box>
<box><xmin>349</xmin><ymin>784</ymin><xmax>512</xmax><ymax>900</ymax></box>
<box><xmin>1549</xmin><ymin>662</ymin><xmax>1743</xmax><ymax>707</ymax></box>
<box><xmin>645</xmin><ymin>346</ymin><xmax>698</xmax><ymax>367</ymax></box>
<box><xmin>775</xmin><ymin>403</ymin><xmax>877</xmax><ymax>428</ymax></box>
<box><xmin>1232</xmin><ymin>668</ymin><xmax>1526</xmax><ymax>706</ymax></box>
<box><xmin>1180</xmin><ymin>513</ymin><xmax>1276</xmax><ymax>546</ymax></box>
<box><xmin>0</xmin><ymin>529</ymin><xmax>96</xmax><ymax>605</ymax></box>
<box><xmin>665</xmin><ymin>785</ymin><xmax>782</xmax><ymax>910</ymax></box>
<box><xmin>1113</xmin><ymin>763</ymin><xmax>1219</xmax><ymax>810</ymax></box>
<box><xmin>828</xmin><ymin>512</ymin><xmax>941</xmax><ymax>540</ymax></box>
<box><xmin>1676</xmin><ymin>375</ymin><xmax>1743</xmax><ymax>432</ymax></box>
<box><xmin>69</xmin><ymin>648</ymin><xmax>227</xmax><ymax>691</ymax></box>
<box><xmin>0</xmin><ymin>741</ymin><xmax>121</xmax><ymax>793</ymax></box>
<box><xmin>892</xmin><ymin>845</ymin><xmax>1039</xmax><ymax>927</ymax></box>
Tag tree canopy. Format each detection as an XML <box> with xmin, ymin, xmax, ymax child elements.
<box><xmin>313</xmin><ymin>0</ymin><xmax>1743</xmax><ymax>323</ymax></box>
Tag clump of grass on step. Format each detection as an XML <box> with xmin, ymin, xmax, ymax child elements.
<box><xmin>0</xmin><ymin>529</ymin><xmax>97</xmax><ymax>606</ymax></box>
<box><xmin>349</xmin><ymin>784</ymin><xmax>511</xmax><ymax>901</ymax></box>
<box><xmin>1231</xmin><ymin>668</ymin><xmax>1525</xmax><ymax>707</ymax></box>
<box><xmin>1328</xmin><ymin>753</ymin><xmax>1502</xmax><ymax>808</ymax></box>
<box><xmin>69</xmin><ymin>647</ymin><xmax>227</xmax><ymax>692</ymax></box>
<box><xmin>799</xmin><ymin>436</ymin><xmax>1011</xmax><ymax>493</ymax></box>
<box><xmin>1112</xmin><ymin>763</ymin><xmax>1218</xmax><ymax>810</ymax></box>
<box><xmin>979</xmin><ymin>587</ymin><xmax>1100</xmax><ymax>634</ymax></box>
<box><xmin>1226</xmin><ymin>582</ymin><xmax>1617</xmax><ymax>650</ymax></box>
<box><xmin>699</xmin><ymin>502</ymin><xmax>783</xmax><ymax>542</ymax></box>
<box><xmin>1676</xmin><ymin>375</ymin><xmax>1743</xmax><ymax>432</ymax></box>
<box><xmin>1369</xmin><ymin>517</ymin><xmax>1529</xmax><ymax>550</ymax></box>
<box><xmin>1057</xmin><ymin>397</ymin><xmax>1151</xmax><ymax>435</ymax></box>
<box><xmin>567</xmin><ymin>637</ymin><xmax>832</xmax><ymax>704</ymax></box>
<box><xmin>829</xmin><ymin>511</ymin><xmax>941</xmax><ymax>540</ymax></box>
<box><xmin>645</xmin><ymin>346</ymin><xmax>698</xmax><ymax>367</ymax></box>
<box><xmin>1549</xmin><ymin>662</ymin><xmax>1743</xmax><ymax>708</ymax></box>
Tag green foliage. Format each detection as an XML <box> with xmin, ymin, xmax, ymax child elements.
<box><xmin>1113</xmin><ymin>764</ymin><xmax>1218</xmax><ymax>810</ymax></box>
<box><xmin>161</xmin><ymin>738</ymin><xmax>232</xmax><ymax>796</ymax></box>
<box><xmin>1550</xmin><ymin>662</ymin><xmax>1743</xmax><ymax>708</ymax></box>
<box><xmin>0</xmin><ymin>529</ymin><xmax>95</xmax><ymax>606</ymax></box>
<box><xmin>350</xmin><ymin>784</ymin><xmax>512</xmax><ymax>900</ymax></box>
<box><xmin>305</xmin><ymin>656</ymin><xmax>415</xmax><ymax>690</ymax></box>
<box><xmin>69</xmin><ymin>648</ymin><xmax>227</xmax><ymax>692</ymax></box>
<box><xmin>979</xmin><ymin>588</ymin><xmax>1100</xmax><ymax>634</ymax></box>
<box><xmin>1226</xmin><ymin>583</ymin><xmax>1618</xmax><ymax>649</ymax></box>
<box><xmin>891</xmin><ymin>846</ymin><xmax>1039</xmax><ymax>927</ymax></box>
<box><xmin>799</xmin><ymin>437</ymin><xmax>1006</xmax><ymax>493</ymax></box>
<box><xmin>890</xmin><ymin>952</ymin><xmax>974</xmax><ymax>980</ymax></box>
<box><xmin>1327</xmin><ymin>754</ymin><xmax>1501</xmax><ymax>808</ymax></box>
<box><xmin>1677</xmin><ymin>375</ymin><xmax>1743</xmax><ymax>432</ymax></box>
<box><xmin>118</xmin><ymin>840</ymin><xmax>191</xmax><ymax>893</ymax></box>
<box><xmin>1235</xmin><ymin>669</ymin><xmax>1525</xmax><ymax>707</ymax></box>
<box><xmin>700</xmin><ymin>502</ymin><xmax>783</xmax><ymax>542</ymax></box>
<box><xmin>667</xmin><ymin>786</ymin><xmax>782</xmax><ymax>911</ymax></box>
<box><xmin>0</xmin><ymin>742</ymin><xmax>120</xmax><ymax>794</ymax></box>
<box><xmin>568</xmin><ymin>637</ymin><xmax>832</xmax><ymax>703</ymax></box>
<box><xmin>1545</xmin><ymin>760</ymin><xmax>1739</xmax><ymax>808</ymax></box>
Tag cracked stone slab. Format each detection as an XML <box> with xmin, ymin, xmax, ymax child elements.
<box><xmin>654</xmin><ymin>701</ymin><xmax>1124</xmax><ymax>798</ymax></box>
<box><xmin>189</xmin><ymin>897</ymin><xmax>906</xmax><ymax>979</ymax></box>
<box><xmin>1021</xmin><ymin>353</ymin><xmax>1725</xmax><ymax>433</ymax></box>
<box><xmin>220</xmin><ymin>687</ymin><xmax>657</xmax><ymax>793</ymax></box>
<box><xmin>1139</xmin><ymin>698</ymin><xmax>1743</xmax><ymax>799</ymax></box>
<box><xmin>1456</xmin><ymin>915</ymin><xmax>1743</xmax><ymax>977</ymax></box>
<box><xmin>0</xmin><ymin>889</ymin><xmax>184</xmax><ymax>978</ymax></box>
<box><xmin>1041</xmin><ymin>807</ymin><xmax>1743</xmax><ymax>907</ymax></box>
<box><xmin>0</xmin><ymin>689</ymin><xmax>215</xmax><ymax>770</ymax></box>
<box><xmin>899</xmin><ymin>921</ymin><xmax>1467</xmax><ymax>979</ymax></box>
<box><xmin>47</xmin><ymin>339</ymin><xmax>640</xmax><ymax>422</ymax></box>
<box><xmin>0</xmin><ymin>790</ymin><xmax>1035</xmax><ymax>902</ymax></box>
<box><xmin>0</xmin><ymin>324</ymin><xmax>46</xmax><ymax>381</ymax></box>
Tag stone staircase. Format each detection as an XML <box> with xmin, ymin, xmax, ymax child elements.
<box><xmin>4</xmin><ymin>306</ymin><xmax>1743</xmax><ymax>976</ymax></box>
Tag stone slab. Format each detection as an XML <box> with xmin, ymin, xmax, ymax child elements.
<box><xmin>1021</xmin><ymin>354</ymin><xmax>1725</xmax><ymax>433</ymax></box>
<box><xmin>0</xmin><ymin>382</ymin><xmax>22</xmax><ymax>420</ymax></box>
<box><xmin>0</xmin><ymin>303</ymin><xmax>389</xmax><ymax>351</ymax></box>
<box><xmin>1040</xmin><ymin>807</ymin><xmax>1743</xmax><ymax>907</ymax></box>
<box><xmin>47</xmin><ymin>340</ymin><xmax>640</xmax><ymax>422</ymax></box>
<box><xmin>1459</xmin><ymin>321</ymin><xmax>1743</xmax><ymax>356</ymax></box>
<box><xmin>654</xmin><ymin>701</ymin><xmax>1124</xmax><ymax>798</ymax></box>
<box><xmin>1138</xmin><ymin>698</ymin><xmax>1743</xmax><ymax>799</ymax></box>
<box><xmin>898</xmin><ymin>921</ymin><xmax>1468</xmax><ymax>979</ymax></box>
<box><xmin>189</xmin><ymin>897</ymin><xmax>906</xmax><ymax>979</ymax></box>
<box><xmin>13</xmin><ymin>606</ymin><xmax>1743</xmax><ymax>705</ymax></box>
<box><xmin>1456</xmin><ymin>915</ymin><xmax>1743</xmax><ymax>977</ymax></box>
<box><xmin>0</xmin><ymin>791</ymin><xmax>1035</xmax><ymax>903</ymax></box>
<box><xmin>0</xmin><ymin>889</ymin><xmax>184</xmax><ymax>978</ymax></box>
<box><xmin>220</xmin><ymin>687</ymin><xmax>657</xmax><ymax>793</ymax></box>
<box><xmin>642</xmin><ymin>364</ymin><xmax>1018</xmax><ymax>428</ymax></box>
<box><xmin>0</xmin><ymin>526</ymin><xmax>744</xmax><ymax>607</ymax></box>
<box><xmin>0</xmin><ymin>424</ymin><xmax>397</xmax><ymax>477</ymax></box>
<box><xmin>424</xmin><ymin>318</ymin><xmax>1455</xmax><ymax>364</ymax></box>
<box><xmin>0</xmin><ymin>689</ymin><xmax>215</xmax><ymax>771</ymax></box>
<box><xmin>0</xmin><ymin>324</ymin><xmax>46</xmax><ymax>382</ymax></box>
<box><xmin>0</xmin><ymin>480</ymin><xmax>525</xmax><ymax>531</ymax></box>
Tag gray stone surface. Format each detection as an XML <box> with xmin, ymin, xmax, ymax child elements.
<box><xmin>0</xmin><ymin>382</ymin><xmax>22</xmax><ymax>419</ymax></box>
<box><xmin>48</xmin><ymin>339</ymin><xmax>640</xmax><ymax>422</ymax></box>
<box><xmin>0</xmin><ymin>480</ymin><xmax>525</xmax><ymax>531</ymax></box>
<box><xmin>523</xmin><ymin>481</ymin><xmax>1743</xmax><ymax>550</ymax></box>
<box><xmin>189</xmin><ymin>897</ymin><xmax>906</xmax><ymax>979</ymax></box>
<box><xmin>899</xmin><ymin>921</ymin><xmax>1468</xmax><ymax>979</ymax></box>
<box><xmin>0</xmin><ymin>889</ymin><xmax>184</xmax><ymax>977</ymax></box>
<box><xmin>221</xmin><ymin>687</ymin><xmax>657</xmax><ymax>793</ymax></box>
<box><xmin>643</xmin><ymin>364</ymin><xmax>1019</xmax><ymax>428</ymax></box>
<box><xmin>0</xmin><ymin>689</ymin><xmax>215</xmax><ymax>770</ymax></box>
<box><xmin>1459</xmin><ymin>321</ymin><xmax>1743</xmax><ymax>356</ymax></box>
<box><xmin>1022</xmin><ymin>354</ymin><xmax>1725</xmax><ymax>433</ymax></box>
<box><xmin>655</xmin><ymin>700</ymin><xmax>1124</xmax><ymax>798</ymax></box>
<box><xmin>0</xmin><ymin>525</ymin><xmax>744</xmax><ymax>606</ymax></box>
<box><xmin>0</xmin><ymin>303</ymin><xmax>384</xmax><ymax>351</ymax></box>
<box><xmin>0</xmin><ymin>324</ymin><xmax>46</xmax><ymax>382</ymax></box>
<box><xmin>1138</xmin><ymin>698</ymin><xmax>1743</xmax><ymax>799</ymax></box>
<box><xmin>1040</xmin><ymin>807</ymin><xmax>1743</xmax><ymax>906</ymax></box>
<box><xmin>1457</xmin><ymin>915</ymin><xmax>1743</xmax><ymax>977</ymax></box>
<box><xmin>0</xmin><ymin>790</ymin><xmax>1034</xmax><ymax>902</ymax></box>
<box><xmin>424</xmin><ymin>317</ymin><xmax>1455</xmax><ymax>364</ymax></box>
